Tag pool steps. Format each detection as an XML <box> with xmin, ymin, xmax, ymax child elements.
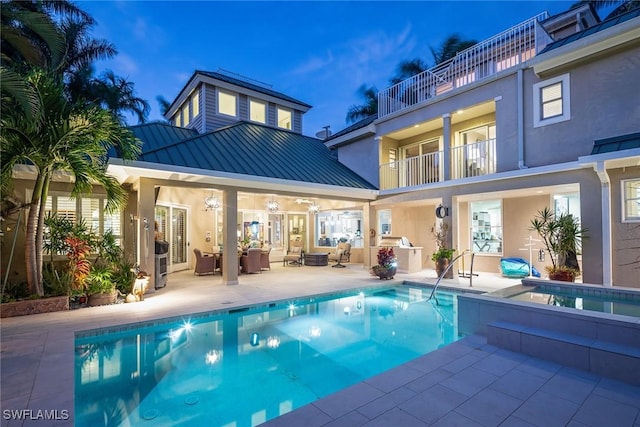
<box><xmin>487</xmin><ymin>320</ymin><xmax>640</xmax><ymax>386</ymax></box>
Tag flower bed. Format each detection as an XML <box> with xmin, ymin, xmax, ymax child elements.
<box><xmin>1</xmin><ymin>296</ymin><xmax>69</xmax><ymax>318</ymax></box>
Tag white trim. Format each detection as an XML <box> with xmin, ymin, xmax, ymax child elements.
<box><xmin>621</xmin><ymin>178</ymin><xmax>640</xmax><ymax>223</ymax></box>
<box><xmin>217</xmin><ymin>88</ymin><xmax>238</xmax><ymax>118</ymax></box>
<box><xmin>533</xmin><ymin>73</ymin><xmax>570</xmax><ymax>128</ymax></box>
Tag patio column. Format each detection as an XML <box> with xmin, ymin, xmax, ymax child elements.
<box><xmin>138</xmin><ymin>178</ymin><xmax>155</xmax><ymax>289</ymax></box>
<box><xmin>222</xmin><ymin>189</ymin><xmax>239</xmax><ymax>285</ymax></box>
<box><xmin>442</xmin><ymin>113</ymin><xmax>451</xmax><ymax>181</ymax></box>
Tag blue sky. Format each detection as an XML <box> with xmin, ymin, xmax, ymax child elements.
<box><xmin>78</xmin><ymin>1</ymin><xmax>576</xmax><ymax>137</ymax></box>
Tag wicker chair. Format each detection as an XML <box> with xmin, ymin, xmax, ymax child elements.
<box><xmin>260</xmin><ymin>247</ymin><xmax>272</xmax><ymax>271</ymax></box>
<box><xmin>193</xmin><ymin>248</ymin><xmax>217</xmax><ymax>275</ymax></box>
<box><xmin>241</xmin><ymin>248</ymin><xmax>262</xmax><ymax>274</ymax></box>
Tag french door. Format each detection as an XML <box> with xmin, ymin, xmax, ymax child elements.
<box><xmin>155</xmin><ymin>204</ymin><xmax>189</xmax><ymax>272</ymax></box>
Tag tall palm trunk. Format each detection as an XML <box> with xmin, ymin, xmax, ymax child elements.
<box><xmin>35</xmin><ymin>174</ymin><xmax>51</xmax><ymax>293</ymax></box>
<box><xmin>25</xmin><ymin>173</ymin><xmax>46</xmax><ymax>295</ymax></box>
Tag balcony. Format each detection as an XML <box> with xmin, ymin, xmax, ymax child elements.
<box><xmin>378</xmin><ymin>13</ymin><xmax>550</xmax><ymax>119</ymax></box>
<box><xmin>379</xmin><ymin>139</ymin><xmax>497</xmax><ymax>190</ymax></box>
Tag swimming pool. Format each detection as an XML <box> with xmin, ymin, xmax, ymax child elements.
<box><xmin>504</xmin><ymin>283</ymin><xmax>640</xmax><ymax>318</ymax></box>
<box><xmin>75</xmin><ymin>285</ymin><xmax>460</xmax><ymax>426</ymax></box>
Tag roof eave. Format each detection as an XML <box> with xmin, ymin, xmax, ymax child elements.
<box><xmin>531</xmin><ymin>16</ymin><xmax>640</xmax><ymax>76</ymax></box>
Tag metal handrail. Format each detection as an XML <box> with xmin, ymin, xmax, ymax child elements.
<box><xmin>427</xmin><ymin>249</ymin><xmax>469</xmax><ymax>304</ymax></box>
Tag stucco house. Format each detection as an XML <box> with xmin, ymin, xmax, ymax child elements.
<box><xmin>3</xmin><ymin>6</ymin><xmax>639</xmax><ymax>288</ymax></box>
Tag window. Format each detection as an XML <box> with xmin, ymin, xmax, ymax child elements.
<box><xmin>218</xmin><ymin>90</ymin><xmax>237</xmax><ymax>117</ymax></box>
<box><xmin>191</xmin><ymin>90</ymin><xmax>199</xmax><ymax>118</ymax></box>
<box><xmin>277</xmin><ymin>107</ymin><xmax>291</xmax><ymax>130</ymax></box>
<box><xmin>378</xmin><ymin>209</ymin><xmax>392</xmax><ymax>236</ymax></box>
<box><xmin>623</xmin><ymin>179</ymin><xmax>640</xmax><ymax>222</ymax></box>
<box><xmin>316</xmin><ymin>210</ymin><xmax>363</xmax><ymax>248</ymax></box>
<box><xmin>533</xmin><ymin>73</ymin><xmax>570</xmax><ymax>127</ymax></box>
<box><xmin>181</xmin><ymin>104</ymin><xmax>190</xmax><ymax>126</ymax></box>
<box><xmin>43</xmin><ymin>193</ymin><xmax>122</xmax><ymax>251</ymax></box>
<box><xmin>388</xmin><ymin>148</ymin><xmax>397</xmax><ymax>169</ymax></box>
<box><xmin>249</xmin><ymin>99</ymin><xmax>266</xmax><ymax>123</ymax></box>
<box><xmin>173</xmin><ymin>114</ymin><xmax>181</xmax><ymax>127</ymax></box>
<box><xmin>471</xmin><ymin>200</ymin><xmax>502</xmax><ymax>254</ymax></box>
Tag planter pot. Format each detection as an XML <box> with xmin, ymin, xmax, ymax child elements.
<box><xmin>374</xmin><ymin>266</ymin><xmax>396</xmax><ymax>280</ymax></box>
<box><xmin>548</xmin><ymin>270</ymin><xmax>576</xmax><ymax>282</ymax></box>
<box><xmin>1</xmin><ymin>295</ymin><xmax>69</xmax><ymax>318</ymax></box>
<box><xmin>88</xmin><ymin>291</ymin><xmax>117</xmax><ymax>306</ymax></box>
<box><xmin>435</xmin><ymin>258</ymin><xmax>453</xmax><ymax>279</ymax></box>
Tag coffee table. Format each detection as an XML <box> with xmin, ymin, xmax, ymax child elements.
<box><xmin>304</xmin><ymin>252</ymin><xmax>328</xmax><ymax>266</ymax></box>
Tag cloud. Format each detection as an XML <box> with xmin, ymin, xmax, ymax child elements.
<box><xmin>113</xmin><ymin>54</ymin><xmax>139</xmax><ymax>76</ymax></box>
<box><xmin>289</xmin><ymin>50</ymin><xmax>335</xmax><ymax>75</ymax></box>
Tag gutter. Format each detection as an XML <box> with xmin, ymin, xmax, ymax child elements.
<box><xmin>517</xmin><ymin>69</ymin><xmax>527</xmax><ymax>169</ymax></box>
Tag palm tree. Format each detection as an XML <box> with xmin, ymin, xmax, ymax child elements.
<box><xmin>345</xmin><ymin>85</ymin><xmax>378</xmax><ymax>124</ymax></box>
<box><xmin>93</xmin><ymin>70</ymin><xmax>150</xmax><ymax>124</ymax></box>
<box><xmin>570</xmin><ymin>0</ymin><xmax>640</xmax><ymax>19</ymax></box>
<box><xmin>1</xmin><ymin>69</ymin><xmax>141</xmax><ymax>296</ymax></box>
<box><xmin>156</xmin><ymin>95</ymin><xmax>172</xmax><ymax>117</ymax></box>
<box><xmin>390</xmin><ymin>34</ymin><xmax>477</xmax><ymax>85</ymax></box>
<box><xmin>429</xmin><ymin>34</ymin><xmax>477</xmax><ymax>65</ymax></box>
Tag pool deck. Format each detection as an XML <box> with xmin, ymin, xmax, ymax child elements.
<box><xmin>2</xmin><ymin>263</ymin><xmax>639</xmax><ymax>426</ymax></box>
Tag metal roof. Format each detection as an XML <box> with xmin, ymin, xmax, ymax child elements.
<box><xmin>129</xmin><ymin>121</ymin><xmax>376</xmax><ymax>190</ymax></box>
<box><xmin>195</xmin><ymin>70</ymin><xmax>312</xmax><ymax>108</ymax></box>
<box><xmin>327</xmin><ymin>115</ymin><xmax>377</xmax><ymax>141</ymax></box>
<box><xmin>539</xmin><ymin>6</ymin><xmax>640</xmax><ymax>54</ymax></box>
<box><xmin>591</xmin><ymin>132</ymin><xmax>640</xmax><ymax>155</ymax></box>
<box><xmin>128</xmin><ymin>121</ymin><xmax>199</xmax><ymax>154</ymax></box>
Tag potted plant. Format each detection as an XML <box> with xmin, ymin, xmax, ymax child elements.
<box><xmin>86</xmin><ymin>264</ymin><xmax>116</xmax><ymax>306</ymax></box>
<box><xmin>370</xmin><ymin>247</ymin><xmax>397</xmax><ymax>279</ymax></box>
<box><xmin>432</xmin><ymin>222</ymin><xmax>455</xmax><ymax>279</ymax></box>
<box><xmin>530</xmin><ymin>207</ymin><xmax>587</xmax><ymax>282</ymax></box>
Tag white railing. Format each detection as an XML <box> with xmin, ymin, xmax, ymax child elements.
<box><xmin>378</xmin><ymin>12</ymin><xmax>550</xmax><ymax>118</ymax></box>
<box><xmin>451</xmin><ymin>139</ymin><xmax>497</xmax><ymax>180</ymax></box>
<box><xmin>380</xmin><ymin>151</ymin><xmax>442</xmax><ymax>190</ymax></box>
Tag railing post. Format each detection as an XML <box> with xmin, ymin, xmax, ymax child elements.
<box><xmin>442</xmin><ymin>113</ymin><xmax>451</xmax><ymax>181</ymax></box>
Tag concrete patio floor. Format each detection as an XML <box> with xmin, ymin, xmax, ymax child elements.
<box><xmin>1</xmin><ymin>263</ymin><xmax>639</xmax><ymax>426</ymax></box>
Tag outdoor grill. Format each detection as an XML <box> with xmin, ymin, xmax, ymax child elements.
<box><xmin>374</xmin><ymin>236</ymin><xmax>423</xmax><ymax>274</ymax></box>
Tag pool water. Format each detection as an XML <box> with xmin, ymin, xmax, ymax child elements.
<box><xmin>508</xmin><ymin>288</ymin><xmax>640</xmax><ymax>318</ymax></box>
<box><xmin>75</xmin><ymin>286</ymin><xmax>460</xmax><ymax>426</ymax></box>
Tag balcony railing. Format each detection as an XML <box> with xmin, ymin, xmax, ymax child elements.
<box><xmin>451</xmin><ymin>139</ymin><xmax>497</xmax><ymax>180</ymax></box>
<box><xmin>378</xmin><ymin>12</ymin><xmax>550</xmax><ymax>118</ymax></box>
<box><xmin>380</xmin><ymin>151</ymin><xmax>442</xmax><ymax>190</ymax></box>
<box><xmin>379</xmin><ymin>139</ymin><xmax>497</xmax><ymax>189</ymax></box>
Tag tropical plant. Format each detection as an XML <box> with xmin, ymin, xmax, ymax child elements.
<box><xmin>431</xmin><ymin>222</ymin><xmax>455</xmax><ymax>261</ymax></box>
<box><xmin>370</xmin><ymin>247</ymin><xmax>397</xmax><ymax>278</ymax></box>
<box><xmin>1</xmin><ymin>69</ymin><xmax>141</xmax><ymax>296</ymax></box>
<box><xmin>64</xmin><ymin>236</ymin><xmax>92</xmax><ymax>292</ymax></box>
<box><xmin>85</xmin><ymin>264</ymin><xmax>114</xmax><ymax>295</ymax></box>
<box><xmin>530</xmin><ymin>207</ymin><xmax>588</xmax><ymax>279</ymax></box>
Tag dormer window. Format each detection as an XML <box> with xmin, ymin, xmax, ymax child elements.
<box><xmin>218</xmin><ymin>90</ymin><xmax>237</xmax><ymax>117</ymax></box>
<box><xmin>277</xmin><ymin>107</ymin><xmax>292</xmax><ymax>130</ymax></box>
<box><xmin>191</xmin><ymin>90</ymin><xmax>199</xmax><ymax>118</ymax></box>
<box><xmin>250</xmin><ymin>99</ymin><xmax>266</xmax><ymax>124</ymax></box>
<box><xmin>181</xmin><ymin>104</ymin><xmax>190</xmax><ymax>126</ymax></box>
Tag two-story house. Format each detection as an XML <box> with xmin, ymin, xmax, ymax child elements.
<box><xmin>325</xmin><ymin>5</ymin><xmax>640</xmax><ymax>287</ymax></box>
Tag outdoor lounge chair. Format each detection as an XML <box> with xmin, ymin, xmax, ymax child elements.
<box><xmin>283</xmin><ymin>240</ymin><xmax>303</xmax><ymax>266</ymax></box>
<box><xmin>194</xmin><ymin>248</ymin><xmax>217</xmax><ymax>275</ymax></box>
<box><xmin>328</xmin><ymin>242</ymin><xmax>351</xmax><ymax>268</ymax></box>
<box><xmin>241</xmin><ymin>248</ymin><xmax>262</xmax><ymax>274</ymax></box>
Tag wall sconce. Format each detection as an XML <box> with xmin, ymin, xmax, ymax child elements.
<box><xmin>435</xmin><ymin>204</ymin><xmax>449</xmax><ymax>219</ymax></box>
<box><xmin>204</xmin><ymin>191</ymin><xmax>221</xmax><ymax>211</ymax></box>
<box><xmin>308</xmin><ymin>202</ymin><xmax>320</xmax><ymax>214</ymax></box>
<box><xmin>266</xmin><ymin>199</ymin><xmax>279</xmax><ymax>213</ymax></box>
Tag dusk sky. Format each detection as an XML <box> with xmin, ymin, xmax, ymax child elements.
<box><xmin>78</xmin><ymin>1</ymin><xmax>577</xmax><ymax>137</ymax></box>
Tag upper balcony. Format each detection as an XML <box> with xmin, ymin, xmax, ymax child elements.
<box><xmin>378</xmin><ymin>13</ymin><xmax>551</xmax><ymax>119</ymax></box>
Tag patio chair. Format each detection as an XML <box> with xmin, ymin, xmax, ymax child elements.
<box><xmin>283</xmin><ymin>240</ymin><xmax>304</xmax><ymax>266</ymax></box>
<box><xmin>328</xmin><ymin>242</ymin><xmax>351</xmax><ymax>268</ymax></box>
<box><xmin>241</xmin><ymin>248</ymin><xmax>262</xmax><ymax>274</ymax></box>
<box><xmin>194</xmin><ymin>248</ymin><xmax>217</xmax><ymax>275</ymax></box>
<box><xmin>260</xmin><ymin>247</ymin><xmax>272</xmax><ymax>271</ymax></box>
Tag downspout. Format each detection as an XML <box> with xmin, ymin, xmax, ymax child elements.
<box><xmin>517</xmin><ymin>69</ymin><xmax>527</xmax><ymax>169</ymax></box>
<box><xmin>594</xmin><ymin>161</ymin><xmax>613</xmax><ymax>287</ymax></box>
